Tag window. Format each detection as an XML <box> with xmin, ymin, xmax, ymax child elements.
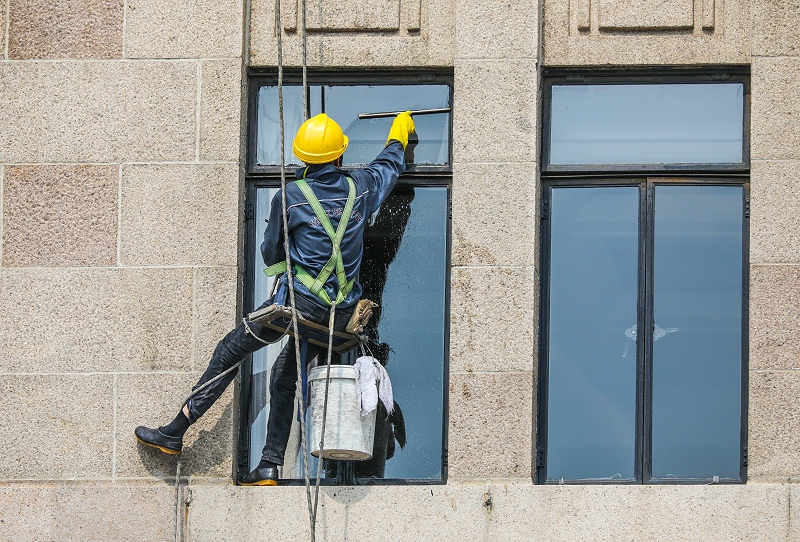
<box><xmin>537</xmin><ymin>71</ymin><xmax>749</xmax><ymax>484</ymax></box>
<box><xmin>240</xmin><ymin>71</ymin><xmax>452</xmax><ymax>484</ymax></box>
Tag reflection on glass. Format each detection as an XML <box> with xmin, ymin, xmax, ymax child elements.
<box><xmin>550</xmin><ymin>83</ymin><xmax>744</xmax><ymax>166</ymax></box>
<box><xmin>651</xmin><ymin>185</ymin><xmax>743</xmax><ymax>479</ymax></box>
<box><xmin>546</xmin><ymin>187</ymin><xmax>639</xmax><ymax>481</ymax></box>
<box><xmin>256</xmin><ymin>86</ymin><xmax>322</xmax><ymax>167</ymax></box>
<box><xmin>325</xmin><ymin>85</ymin><xmax>450</xmax><ymax>165</ymax></box>
<box><xmin>255</xmin><ymin>84</ymin><xmax>451</xmax><ymax>167</ymax></box>
<box><xmin>249</xmin><ymin>186</ymin><xmax>448</xmax><ymax>481</ymax></box>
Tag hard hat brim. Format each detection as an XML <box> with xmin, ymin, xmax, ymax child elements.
<box><xmin>293</xmin><ymin>135</ymin><xmax>349</xmax><ymax>164</ymax></box>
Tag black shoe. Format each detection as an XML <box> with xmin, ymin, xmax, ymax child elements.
<box><xmin>241</xmin><ymin>467</ymin><xmax>279</xmax><ymax>486</ymax></box>
<box><xmin>135</xmin><ymin>425</ymin><xmax>182</xmax><ymax>455</ymax></box>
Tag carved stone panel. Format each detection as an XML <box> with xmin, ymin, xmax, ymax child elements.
<box><xmin>282</xmin><ymin>0</ymin><xmax>421</xmax><ymax>32</ymax></box>
<box><xmin>543</xmin><ymin>0</ymin><xmax>749</xmax><ymax>66</ymax></box>
<box><xmin>598</xmin><ymin>0</ymin><xmax>696</xmax><ymax>31</ymax></box>
<box><xmin>249</xmin><ymin>0</ymin><xmax>452</xmax><ymax>67</ymax></box>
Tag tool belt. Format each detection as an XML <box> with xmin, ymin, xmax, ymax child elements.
<box><xmin>246</xmin><ymin>298</ymin><xmax>377</xmax><ymax>352</ymax></box>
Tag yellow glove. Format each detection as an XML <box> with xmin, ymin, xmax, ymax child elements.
<box><xmin>386</xmin><ymin>111</ymin><xmax>416</xmax><ymax>149</ymax></box>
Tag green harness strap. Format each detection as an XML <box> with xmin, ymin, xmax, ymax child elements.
<box><xmin>264</xmin><ymin>176</ymin><xmax>356</xmax><ymax>306</ymax></box>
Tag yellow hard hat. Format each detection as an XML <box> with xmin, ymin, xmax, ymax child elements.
<box><xmin>292</xmin><ymin>114</ymin><xmax>349</xmax><ymax>164</ymax></box>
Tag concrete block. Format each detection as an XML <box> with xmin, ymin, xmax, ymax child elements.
<box><xmin>187</xmin><ymin>483</ymin><xmax>789</xmax><ymax>542</ymax></box>
<box><xmin>249</xmin><ymin>0</ymin><xmax>454</xmax><ymax>66</ymax></box>
<box><xmin>192</xmin><ymin>266</ymin><xmax>238</xmax><ymax>370</ymax></box>
<box><xmin>531</xmin><ymin>484</ymin><xmax>789</xmax><ymax>541</ymax></box>
<box><xmin>0</xmin><ymin>375</ymin><xmax>113</xmax><ymax>479</ymax></box>
<box><xmin>200</xmin><ymin>59</ymin><xmax>242</xmax><ymax>162</ymax></box>
<box><xmin>750</xmin><ymin>265</ymin><xmax>800</xmax><ymax>371</ymax></box>
<box><xmin>8</xmin><ymin>0</ymin><xmax>123</xmax><ymax>59</ymax></box>
<box><xmin>115</xmin><ymin>373</ymin><xmax>234</xmax><ymax>480</ymax></box>
<box><xmin>752</xmin><ymin>57</ymin><xmax>800</xmax><ymax>161</ymax></box>
<box><xmin>0</xmin><ymin>61</ymin><xmax>196</xmax><ymax>163</ymax></box>
<box><xmin>542</xmin><ymin>0</ymin><xmax>750</xmax><ymax>66</ymax></box>
<box><xmin>120</xmin><ymin>164</ymin><xmax>239</xmax><ymax>266</ymax></box>
<box><xmin>455</xmin><ymin>0</ymin><xmax>537</xmax><ymax>59</ymax></box>
<box><xmin>453</xmin><ymin>60</ymin><xmax>537</xmax><ymax>163</ymax></box>
<box><xmin>451</xmin><ymin>163</ymin><xmax>537</xmax><ymax>267</ymax></box>
<box><xmin>448</xmin><ymin>372</ymin><xmax>533</xmax><ymax>479</ymax></box>
<box><xmin>450</xmin><ymin>267</ymin><xmax>536</xmax><ymax>373</ymax></box>
<box><xmin>2</xmin><ymin>165</ymin><xmax>118</xmax><ymax>267</ymax></box>
<box><xmin>125</xmin><ymin>0</ymin><xmax>243</xmax><ymax>59</ymax></box>
<box><xmin>752</xmin><ymin>0</ymin><xmax>800</xmax><ymax>57</ymax></box>
<box><xmin>0</xmin><ymin>268</ymin><xmax>193</xmax><ymax>373</ymax></box>
<box><xmin>598</xmin><ymin>0</ymin><xmax>694</xmax><ymax>30</ymax></box>
<box><xmin>748</xmin><ymin>370</ymin><xmax>800</xmax><ymax>480</ymax></box>
<box><xmin>0</xmin><ymin>482</ymin><xmax>176</xmax><ymax>541</ymax></box>
<box><xmin>751</xmin><ymin>161</ymin><xmax>800</xmax><ymax>264</ymax></box>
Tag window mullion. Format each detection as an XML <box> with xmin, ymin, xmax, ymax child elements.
<box><xmin>639</xmin><ymin>180</ymin><xmax>656</xmax><ymax>484</ymax></box>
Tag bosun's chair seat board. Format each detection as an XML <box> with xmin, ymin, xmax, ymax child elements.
<box><xmin>248</xmin><ymin>304</ymin><xmax>359</xmax><ymax>352</ymax></box>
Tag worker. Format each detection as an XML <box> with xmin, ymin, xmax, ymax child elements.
<box><xmin>135</xmin><ymin>111</ymin><xmax>415</xmax><ymax>486</ymax></box>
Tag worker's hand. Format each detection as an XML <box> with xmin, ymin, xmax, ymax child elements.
<box><xmin>386</xmin><ymin>111</ymin><xmax>416</xmax><ymax>149</ymax></box>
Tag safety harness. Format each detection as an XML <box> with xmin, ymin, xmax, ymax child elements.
<box><xmin>265</xmin><ymin>176</ymin><xmax>356</xmax><ymax>307</ymax></box>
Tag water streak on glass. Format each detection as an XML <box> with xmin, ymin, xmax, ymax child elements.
<box><xmin>249</xmin><ymin>186</ymin><xmax>448</xmax><ymax>481</ymax></box>
<box><xmin>651</xmin><ymin>185</ymin><xmax>743</xmax><ymax>480</ymax></box>
<box><xmin>546</xmin><ymin>187</ymin><xmax>639</xmax><ymax>481</ymax></box>
<box><xmin>550</xmin><ymin>83</ymin><xmax>744</xmax><ymax>165</ymax></box>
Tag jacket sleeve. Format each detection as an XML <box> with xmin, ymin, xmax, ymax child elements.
<box><xmin>360</xmin><ymin>141</ymin><xmax>406</xmax><ymax>215</ymax></box>
<box><xmin>261</xmin><ymin>189</ymin><xmax>287</xmax><ymax>267</ymax></box>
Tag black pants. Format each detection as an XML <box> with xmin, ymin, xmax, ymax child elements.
<box><xmin>186</xmin><ymin>292</ymin><xmax>353</xmax><ymax>466</ymax></box>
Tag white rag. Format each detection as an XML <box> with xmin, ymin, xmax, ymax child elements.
<box><xmin>354</xmin><ymin>356</ymin><xmax>394</xmax><ymax>417</ymax></box>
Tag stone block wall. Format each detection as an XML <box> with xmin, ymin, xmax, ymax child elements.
<box><xmin>3</xmin><ymin>0</ymin><xmax>800</xmax><ymax>540</ymax></box>
<box><xmin>0</xmin><ymin>1</ymin><xmax>244</xmax><ymax>540</ymax></box>
<box><xmin>748</xmin><ymin>0</ymin><xmax>800</xmax><ymax>483</ymax></box>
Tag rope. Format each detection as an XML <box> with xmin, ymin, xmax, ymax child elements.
<box><xmin>274</xmin><ymin>3</ymin><xmax>334</xmax><ymax>539</ymax></box>
<box><xmin>274</xmin><ymin>0</ymin><xmax>315</xmax><ymax>531</ymax></box>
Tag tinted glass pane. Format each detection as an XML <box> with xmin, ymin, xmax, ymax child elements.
<box><xmin>256</xmin><ymin>84</ymin><xmax>450</xmax><ymax>167</ymax></box>
<box><xmin>651</xmin><ymin>185</ymin><xmax>743</xmax><ymax>480</ymax></box>
<box><xmin>325</xmin><ymin>85</ymin><xmax>450</xmax><ymax>166</ymax></box>
<box><xmin>549</xmin><ymin>83</ymin><xmax>744</xmax><ymax>166</ymax></box>
<box><xmin>546</xmin><ymin>187</ymin><xmax>639</xmax><ymax>481</ymax></box>
<box><xmin>248</xmin><ymin>187</ymin><xmax>334</xmax><ymax>479</ymax></box>
<box><xmin>249</xmin><ymin>186</ymin><xmax>448</xmax><ymax>481</ymax></box>
<box><xmin>256</xmin><ymin>86</ymin><xmax>322</xmax><ymax>166</ymax></box>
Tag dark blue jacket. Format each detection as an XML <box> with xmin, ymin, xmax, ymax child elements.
<box><xmin>261</xmin><ymin>141</ymin><xmax>405</xmax><ymax>309</ymax></box>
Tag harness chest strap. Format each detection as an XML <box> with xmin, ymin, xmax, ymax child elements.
<box><xmin>265</xmin><ymin>176</ymin><xmax>356</xmax><ymax>306</ymax></box>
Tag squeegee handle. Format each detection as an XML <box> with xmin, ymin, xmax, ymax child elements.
<box><xmin>358</xmin><ymin>107</ymin><xmax>451</xmax><ymax>120</ymax></box>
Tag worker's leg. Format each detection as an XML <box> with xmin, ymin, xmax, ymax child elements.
<box><xmin>185</xmin><ymin>317</ymin><xmax>281</xmax><ymax>422</ymax></box>
<box><xmin>136</xmin><ymin>299</ymin><xmax>281</xmax><ymax>454</ymax></box>
<box><xmin>259</xmin><ymin>339</ymin><xmax>324</xmax><ymax>466</ymax></box>
<box><xmin>259</xmin><ymin>296</ymin><xmax>354</xmax><ymax>467</ymax></box>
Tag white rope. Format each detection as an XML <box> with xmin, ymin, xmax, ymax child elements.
<box><xmin>275</xmin><ymin>0</ymin><xmax>317</xmax><ymax>538</ymax></box>
<box><xmin>275</xmin><ymin>3</ymin><xmax>337</xmax><ymax>538</ymax></box>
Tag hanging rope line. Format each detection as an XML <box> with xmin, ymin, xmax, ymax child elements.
<box><xmin>274</xmin><ymin>0</ymin><xmax>316</xmax><ymax>533</ymax></box>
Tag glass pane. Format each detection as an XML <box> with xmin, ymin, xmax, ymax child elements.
<box><xmin>249</xmin><ymin>185</ymin><xmax>448</xmax><ymax>481</ymax></box>
<box><xmin>349</xmin><ymin>186</ymin><xmax>447</xmax><ymax>480</ymax></box>
<box><xmin>248</xmin><ymin>187</ymin><xmax>332</xmax><ymax>480</ymax></box>
<box><xmin>651</xmin><ymin>185</ymin><xmax>743</xmax><ymax>480</ymax></box>
<box><xmin>256</xmin><ymin>86</ymin><xmax>322</xmax><ymax>166</ymax></box>
<box><xmin>549</xmin><ymin>83</ymin><xmax>744</xmax><ymax>166</ymax></box>
<box><xmin>324</xmin><ymin>85</ymin><xmax>450</xmax><ymax>166</ymax></box>
<box><xmin>546</xmin><ymin>187</ymin><xmax>639</xmax><ymax>481</ymax></box>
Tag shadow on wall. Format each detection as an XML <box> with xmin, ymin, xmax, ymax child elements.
<box><xmin>137</xmin><ymin>402</ymin><xmax>233</xmax><ymax>483</ymax></box>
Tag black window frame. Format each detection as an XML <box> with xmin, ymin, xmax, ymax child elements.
<box><xmin>239</xmin><ymin>68</ymin><xmax>453</xmax><ymax>486</ymax></box>
<box><xmin>536</xmin><ymin>67</ymin><xmax>751</xmax><ymax>485</ymax></box>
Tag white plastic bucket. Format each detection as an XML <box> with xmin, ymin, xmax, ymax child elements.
<box><xmin>308</xmin><ymin>365</ymin><xmax>376</xmax><ymax>460</ymax></box>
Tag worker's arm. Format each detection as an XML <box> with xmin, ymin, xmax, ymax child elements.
<box><xmin>260</xmin><ymin>188</ymin><xmax>287</xmax><ymax>267</ymax></box>
<box><xmin>360</xmin><ymin>112</ymin><xmax>416</xmax><ymax>213</ymax></box>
